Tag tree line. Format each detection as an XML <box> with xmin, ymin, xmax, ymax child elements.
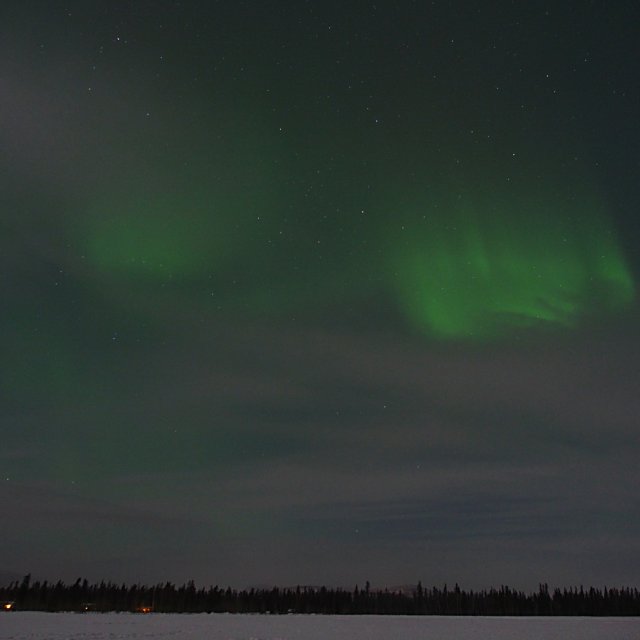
<box><xmin>1</xmin><ymin>575</ymin><xmax>639</xmax><ymax>615</ymax></box>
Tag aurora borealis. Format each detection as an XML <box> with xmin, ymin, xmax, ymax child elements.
<box><xmin>81</xmin><ymin>169</ymin><xmax>634</xmax><ymax>338</ymax></box>
<box><xmin>2</xmin><ymin>1</ymin><xmax>639</xmax><ymax>589</ymax></box>
<box><xmin>388</xmin><ymin>189</ymin><xmax>634</xmax><ymax>338</ymax></box>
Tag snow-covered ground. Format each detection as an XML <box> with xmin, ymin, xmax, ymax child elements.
<box><xmin>0</xmin><ymin>612</ymin><xmax>638</xmax><ymax>640</ymax></box>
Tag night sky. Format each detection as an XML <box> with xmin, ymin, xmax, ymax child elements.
<box><xmin>2</xmin><ymin>1</ymin><xmax>639</xmax><ymax>589</ymax></box>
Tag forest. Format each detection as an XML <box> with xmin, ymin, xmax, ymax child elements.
<box><xmin>1</xmin><ymin>575</ymin><xmax>639</xmax><ymax>616</ymax></box>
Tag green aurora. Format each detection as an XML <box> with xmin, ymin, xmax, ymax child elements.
<box><xmin>387</xmin><ymin>190</ymin><xmax>634</xmax><ymax>339</ymax></box>
<box><xmin>81</xmin><ymin>178</ymin><xmax>634</xmax><ymax>341</ymax></box>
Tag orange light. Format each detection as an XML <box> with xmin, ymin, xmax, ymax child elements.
<box><xmin>137</xmin><ymin>606</ymin><xmax>152</xmax><ymax>614</ymax></box>
<box><xmin>3</xmin><ymin>603</ymin><xmax>12</xmax><ymax>610</ymax></box>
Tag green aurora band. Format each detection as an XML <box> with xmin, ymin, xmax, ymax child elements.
<box><xmin>84</xmin><ymin>186</ymin><xmax>269</xmax><ymax>279</ymax></box>
<box><xmin>387</xmin><ymin>189</ymin><xmax>634</xmax><ymax>339</ymax></box>
<box><xmin>81</xmin><ymin>179</ymin><xmax>634</xmax><ymax>341</ymax></box>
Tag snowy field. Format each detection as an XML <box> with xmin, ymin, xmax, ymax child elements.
<box><xmin>1</xmin><ymin>613</ymin><xmax>639</xmax><ymax>640</ymax></box>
